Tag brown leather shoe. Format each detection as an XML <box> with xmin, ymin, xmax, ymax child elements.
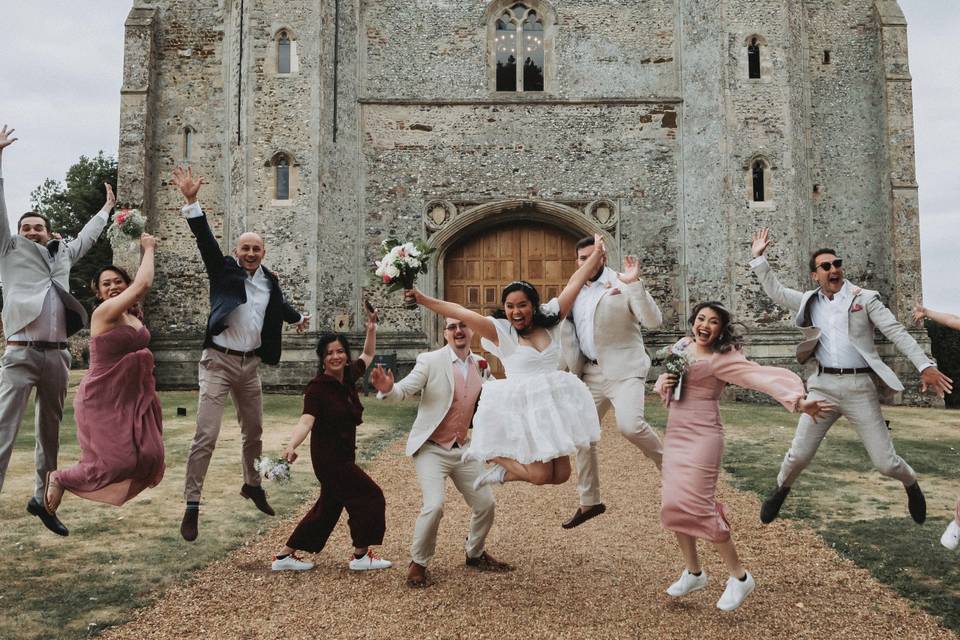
<box><xmin>561</xmin><ymin>503</ymin><xmax>606</xmax><ymax>529</ymax></box>
<box><xmin>406</xmin><ymin>561</ymin><xmax>428</xmax><ymax>587</ymax></box>
<box><xmin>180</xmin><ymin>507</ymin><xmax>199</xmax><ymax>542</ymax></box>
<box><xmin>241</xmin><ymin>483</ymin><xmax>276</xmax><ymax>516</ymax></box>
<box><xmin>465</xmin><ymin>551</ymin><xmax>513</xmax><ymax>572</ymax></box>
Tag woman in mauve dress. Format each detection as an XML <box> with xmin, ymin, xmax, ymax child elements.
<box><xmin>912</xmin><ymin>303</ymin><xmax>960</xmax><ymax>550</ymax></box>
<box><xmin>653</xmin><ymin>301</ymin><xmax>832</xmax><ymax>612</ymax></box>
<box><xmin>44</xmin><ymin>234</ymin><xmax>164</xmax><ymax>513</ymax></box>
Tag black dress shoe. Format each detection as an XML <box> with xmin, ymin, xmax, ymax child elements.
<box><xmin>760</xmin><ymin>485</ymin><xmax>791</xmax><ymax>524</ymax></box>
<box><xmin>561</xmin><ymin>503</ymin><xmax>606</xmax><ymax>529</ymax></box>
<box><xmin>180</xmin><ymin>507</ymin><xmax>199</xmax><ymax>542</ymax></box>
<box><xmin>240</xmin><ymin>483</ymin><xmax>275</xmax><ymax>516</ymax></box>
<box><xmin>906</xmin><ymin>482</ymin><xmax>926</xmax><ymax>524</ymax></box>
<box><xmin>26</xmin><ymin>498</ymin><xmax>69</xmax><ymax>537</ymax></box>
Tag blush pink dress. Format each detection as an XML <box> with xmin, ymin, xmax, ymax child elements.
<box><xmin>655</xmin><ymin>339</ymin><xmax>804</xmax><ymax>543</ymax></box>
<box><xmin>55</xmin><ymin>324</ymin><xmax>165</xmax><ymax>506</ymax></box>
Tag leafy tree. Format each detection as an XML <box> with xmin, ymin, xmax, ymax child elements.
<box><xmin>30</xmin><ymin>152</ymin><xmax>116</xmax><ymax>312</ymax></box>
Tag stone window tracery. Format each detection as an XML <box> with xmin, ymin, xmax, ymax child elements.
<box><xmin>273</xmin><ymin>28</ymin><xmax>298</xmax><ymax>75</ymax></box>
<box><xmin>266</xmin><ymin>152</ymin><xmax>298</xmax><ymax>203</ymax></box>
<box><xmin>493</xmin><ymin>3</ymin><xmax>545</xmax><ymax>92</ymax></box>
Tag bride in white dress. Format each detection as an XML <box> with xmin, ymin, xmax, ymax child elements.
<box><xmin>406</xmin><ymin>235</ymin><xmax>608</xmax><ymax>489</ymax></box>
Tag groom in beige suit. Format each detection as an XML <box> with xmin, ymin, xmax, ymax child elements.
<box><xmin>371</xmin><ymin>317</ymin><xmax>511</xmax><ymax>587</ymax></box>
<box><xmin>559</xmin><ymin>236</ymin><xmax>664</xmax><ymax>529</ymax></box>
<box><xmin>750</xmin><ymin>228</ymin><xmax>952</xmax><ymax>525</ymax></box>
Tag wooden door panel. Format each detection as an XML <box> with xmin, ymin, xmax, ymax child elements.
<box><xmin>444</xmin><ymin>223</ymin><xmax>578</xmax><ymax>378</ymax></box>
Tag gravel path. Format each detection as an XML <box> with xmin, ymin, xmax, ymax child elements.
<box><xmin>105</xmin><ymin>417</ymin><xmax>955</xmax><ymax>639</ymax></box>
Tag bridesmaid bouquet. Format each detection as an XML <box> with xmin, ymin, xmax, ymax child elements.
<box><xmin>374</xmin><ymin>238</ymin><xmax>435</xmax><ymax>309</ymax></box>
<box><xmin>655</xmin><ymin>342</ymin><xmax>696</xmax><ymax>401</ymax></box>
<box><xmin>254</xmin><ymin>456</ymin><xmax>292</xmax><ymax>484</ymax></box>
<box><xmin>108</xmin><ymin>208</ymin><xmax>147</xmax><ymax>251</ymax></box>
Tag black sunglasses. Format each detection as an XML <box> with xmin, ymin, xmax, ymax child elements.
<box><xmin>817</xmin><ymin>259</ymin><xmax>843</xmax><ymax>272</ymax></box>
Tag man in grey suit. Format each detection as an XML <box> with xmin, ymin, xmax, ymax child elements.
<box><xmin>0</xmin><ymin>125</ymin><xmax>113</xmax><ymax>536</ymax></box>
<box><xmin>750</xmin><ymin>227</ymin><xmax>952</xmax><ymax>525</ymax></box>
<box><xmin>559</xmin><ymin>236</ymin><xmax>664</xmax><ymax>529</ymax></box>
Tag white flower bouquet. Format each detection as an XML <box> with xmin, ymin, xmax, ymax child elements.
<box><xmin>374</xmin><ymin>238</ymin><xmax>435</xmax><ymax>309</ymax></box>
<box><xmin>254</xmin><ymin>455</ymin><xmax>292</xmax><ymax>484</ymax></box>
<box><xmin>654</xmin><ymin>341</ymin><xmax>696</xmax><ymax>401</ymax></box>
<box><xmin>108</xmin><ymin>208</ymin><xmax>147</xmax><ymax>250</ymax></box>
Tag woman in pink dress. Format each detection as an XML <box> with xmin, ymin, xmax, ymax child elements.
<box><xmin>43</xmin><ymin>234</ymin><xmax>164</xmax><ymax>513</ymax></box>
<box><xmin>654</xmin><ymin>301</ymin><xmax>832</xmax><ymax>611</ymax></box>
<box><xmin>912</xmin><ymin>303</ymin><xmax>960</xmax><ymax>550</ymax></box>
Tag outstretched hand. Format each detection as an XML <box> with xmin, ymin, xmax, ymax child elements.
<box><xmin>140</xmin><ymin>232</ymin><xmax>158</xmax><ymax>251</ymax></box>
<box><xmin>751</xmin><ymin>227</ymin><xmax>771</xmax><ymax>258</ymax></box>
<box><xmin>798</xmin><ymin>397</ymin><xmax>835</xmax><ymax>421</ymax></box>
<box><xmin>369</xmin><ymin>365</ymin><xmax>394</xmax><ymax>393</ymax></box>
<box><xmin>403</xmin><ymin>288</ymin><xmax>427</xmax><ymax>306</ymax></box>
<box><xmin>920</xmin><ymin>367</ymin><xmax>953</xmax><ymax>398</ymax></box>
<box><xmin>912</xmin><ymin>302</ymin><xmax>926</xmax><ymax>326</ymax></box>
<box><xmin>0</xmin><ymin>125</ymin><xmax>17</xmax><ymax>151</ymax></box>
<box><xmin>104</xmin><ymin>183</ymin><xmax>116</xmax><ymax>211</ymax></box>
<box><xmin>294</xmin><ymin>314</ymin><xmax>311</xmax><ymax>333</ymax></box>
<box><xmin>171</xmin><ymin>165</ymin><xmax>205</xmax><ymax>204</ymax></box>
<box><xmin>618</xmin><ymin>255</ymin><xmax>640</xmax><ymax>284</ymax></box>
<box><xmin>364</xmin><ymin>301</ymin><xmax>379</xmax><ymax>330</ymax></box>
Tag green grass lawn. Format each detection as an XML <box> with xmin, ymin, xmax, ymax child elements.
<box><xmin>0</xmin><ymin>372</ymin><xmax>418</xmax><ymax>640</ymax></box>
<box><xmin>645</xmin><ymin>400</ymin><xmax>960</xmax><ymax>632</ymax></box>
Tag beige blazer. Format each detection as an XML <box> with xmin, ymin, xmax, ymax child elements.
<box><xmin>752</xmin><ymin>258</ymin><xmax>931</xmax><ymax>392</ymax></box>
<box><xmin>0</xmin><ymin>177</ymin><xmax>108</xmax><ymax>338</ymax></box>
<box><xmin>379</xmin><ymin>345</ymin><xmax>486</xmax><ymax>456</ymax></box>
<box><xmin>560</xmin><ymin>277</ymin><xmax>662</xmax><ymax>381</ymax></box>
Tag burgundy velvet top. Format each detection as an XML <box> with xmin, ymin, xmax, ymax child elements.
<box><xmin>303</xmin><ymin>360</ymin><xmax>367</xmax><ymax>469</ymax></box>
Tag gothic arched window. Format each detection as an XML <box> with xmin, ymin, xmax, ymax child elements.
<box><xmin>277</xmin><ymin>31</ymin><xmax>291</xmax><ymax>74</ymax></box>
<box><xmin>747</xmin><ymin>37</ymin><xmax>761</xmax><ymax>79</ymax></box>
<box><xmin>751</xmin><ymin>159</ymin><xmax>767</xmax><ymax>202</ymax></box>
<box><xmin>494</xmin><ymin>3</ymin><xmax>545</xmax><ymax>92</ymax></box>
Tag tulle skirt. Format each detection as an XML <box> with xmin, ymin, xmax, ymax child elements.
<box><xmin>464</xmin><ymin>370</ymin><xmax>601</xmax><ymax>464</ymax></box>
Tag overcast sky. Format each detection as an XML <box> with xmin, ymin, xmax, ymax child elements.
<box><xmin>1</xmin><ymin>1</ymin><xmax>957</xmax><ymax>312</ymax></box>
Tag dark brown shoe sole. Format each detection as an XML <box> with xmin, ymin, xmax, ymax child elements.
<box><xmin>561</xmin><ymin>503</ymin><xmax>606</xmax><ymax>529</ymax></box>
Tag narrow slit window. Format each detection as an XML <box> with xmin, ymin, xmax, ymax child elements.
<box><xmin>748</xmin><ymin>38</ymin><xmax>761</xmax><ymax>79</ymax></box>
<box><xmin>752</xmin><ymin>161</ymin><xmax>765</xmax><ymax>202</ymax></box>
<box><xmin>278</xmin><ymin>31</ymin><xmax>291</xmax><ymax>74</ymax></box>
<box><xmin>276</xmin><ymin>157</ymin><xmax>290</xmax><ymax>200</ymax></box>
<box><xmin>183</xmin><ymin>128</ymin><xmax>193</xmax><ymax>163</ymax></box>
<box><xmin>823</xmin><ymin>50</ymin><xmax>831</xmax><ymax>65</ymax></box>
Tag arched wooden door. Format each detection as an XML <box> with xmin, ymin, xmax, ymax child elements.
<box><xmin>443</xmin><ymin>223</ymin><xmax>579</xmax><ymax>377</ymax></box>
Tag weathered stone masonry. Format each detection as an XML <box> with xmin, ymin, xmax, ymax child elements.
<box><xmin>117</xmin><ymin>0</ymin><xmax>932</xmax><ymax>404</ymax></box>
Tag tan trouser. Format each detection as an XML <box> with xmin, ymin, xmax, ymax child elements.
<box><xmin>410</xmin><ymin>442</ymin><xmax>495</xmax><ymax>567</ymax></box>
<box><xmin>575</xmin><ymin>363</ymin><xmax>664</xmax><ymax>507</ymax></box>
<box><xmin>777</xmin><ymin>371</ymin><xmax>916</xmax><ymax>488</ymax></box>
<box><xmin>0</xmin><ymin>346</ymin><xmax>70</xmax><ymax>501</ymax></box>
<box><xmin>183</xmin><ymin>348</ymin><xmax>263</xmax><ymax>502</ymax></box>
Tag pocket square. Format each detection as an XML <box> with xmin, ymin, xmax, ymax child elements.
<box><xmin>851</xmin><ymin>303</ymin><xmax>863</xmax><ymax>312</ymax></box>
<box><xmin>609</xmin><ymin>288</ymin><xmax>622</xmax><ymax>296</ymax></box>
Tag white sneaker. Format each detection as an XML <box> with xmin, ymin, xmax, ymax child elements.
<box><xmin>941</xmin><ymin>520</ymin><xmax>960</xmax><ymax>550</ymax></box>
<box><xmin>472</xmin><ymin>464</ymin><xmax>506</xmax><ymax>491</ymax></box>
<box><xmin>272</xmin><ymin>554</ymin><xmax>314</xmax><ymax>571</ymax></box>
<box><xmin>665</xmin><ymin>569</ymin><xmax>708</xmax><ymax>597</ymax></box>
<box><xmin>716</xmin><ymin>572</ymin><xmax>756</xmax><ymax>611</ymax></box>
<box><xmin>349</xmin><ymin>550</ymin><xmax>393</xmax><ymax>571</ymax></box>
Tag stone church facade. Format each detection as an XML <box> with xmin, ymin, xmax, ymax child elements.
<box><xmin>116</xmin><ymin>0</ymin><xmax>931</xmax><ymax>402</ymax></box>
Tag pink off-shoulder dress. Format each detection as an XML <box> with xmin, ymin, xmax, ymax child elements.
<box><xmin>655</xmin><ymin>339</ymin><xmax>804</xmax><ymax>543</ymax></box>
<box><xmin>55</xmin><ymin>324</ymin><xmax>165</xmax><ymax>506</ymax></box>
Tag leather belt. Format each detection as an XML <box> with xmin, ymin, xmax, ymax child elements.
<box><xmin>209</xmin><ymin>343</ymin><xmax>258</xmax><ymax>358</ymax></box>
<box><xmin>819</xmin><ymin>366</ymin><xmax>872</xmax><ymax>375</ymax></box>
<box><xmin>428</xmin><ymin>440</ymin><xmax>460</xmax><ymax>449</ymax></box>
<box><xmin>5</xmin><ymin>340</ymin><xmax>68</xmax><ymax>350</ymax></box>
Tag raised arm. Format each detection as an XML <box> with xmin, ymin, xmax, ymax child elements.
<box><xmin>171</xmin><ymin>166</ymin><xmax>224</xmax><ymax>277</ymax></box>
<box><xmin>407</xmin><ymin>289</ymin><xmax>498</xmax><ymax>344</ymax></box>
<box><xmin>617</xmin><ymin>255</ymin><xmax>662</xmax><ymax>328</ymax></box>
<box><xmin>713</xmin><ymin>349</ymin><xmax>834</xmax><ymax>419</ymax></box>
<box><xmin>358</xmin><ymin>303</ymin><xmax>378</xmax><ymax>368</ymax></box>
<box><xmin>749</xmin><ymin>227</ymin><xmax>805</xmax><ymax>312</ymax></box>
<box><xmin>371</xmin><ymin>354</ymin><xmax>429</xmax><ymax>401</ymax></box>
<box><xmin>66</xmin><ymin>183</ymin><xmax>113</xmax><ymax>263</ymax></box>
<box><xmin>90</xmin><ymin>234</ymin><xmax>157</xmax><ymax>334</ymax></box>
<box><xmin>914</xmin><ymin>304</ymin><xmax>960</xmax><ymax>331</ymax></box>
<box><xmin>555</xmin><ymin>234</ymin><xmax>607</xmax><ymax>319</ymax></box>
<box><xmin>0</xmin><ymin>125</ymin><xmax>16</xmax><ymax>254</ymax></box>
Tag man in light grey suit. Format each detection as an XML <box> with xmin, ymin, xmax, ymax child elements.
<box><xmin>0</xmin><ymin>125</ymin><xmax>113</xmax><ymax>536</ymax></box>
<box><xmin>750</xmin><ymin>227</ymin><xmax>952</xmax><ymax>525</ymax></box>
<box><xmin>370</xmin><ymin>317</ymin><xmax>510</xmax><ymax>587</ymax></box>
<box><xmin>559</xmin><ymin>236</ymin><xmax>664</xmax><ymax>529</ymax></box>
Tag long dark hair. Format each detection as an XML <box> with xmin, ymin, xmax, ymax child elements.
<box><xmin>316</xmin><ymin>333</ymin><xmax>353</xmax><ymax>373</ymax></box>
<box><xmin>687</xmin><ymin>301</ymin><xmax>743</xmax><ymax>354</ymax></box>
<box><xmin>91</xmin><ymin>265</ymin><xmax>143</xmax><ymax>321</ymax></box>
<box><xmin>492</xmin><ymin>280</ymin><xmax>561</xmax><ymax>329</ymax></box>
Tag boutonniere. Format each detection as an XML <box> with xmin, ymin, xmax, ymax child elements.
<box><xmin>609</xmin><ymin>288</ymin><xmax>622</xmax><ymax>296</ymax></box>
<box><xmin>476</xmin><ymin>358</ymin><xmax>488</xmax><ymax>371</ymax></box>
<box><xmin>851</xmin><ymin>303</ymin><xmax>864</xmax><ymax>313</ymax></box>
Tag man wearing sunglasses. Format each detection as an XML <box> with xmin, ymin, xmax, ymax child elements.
<box><xmin>749</xmin><ymin>227</ymin><xmax>952</xmax><ymax>526</ymax></box>
<box><xmin>370</xmin><ymin>317</ymin><xmax>511</xmax><ymax>587</ymax></box>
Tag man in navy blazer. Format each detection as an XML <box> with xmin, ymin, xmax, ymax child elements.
<box><xmin>171</xmin><ymin>166</ymin><xmax>309</xmax><ymax>542</ymax></box>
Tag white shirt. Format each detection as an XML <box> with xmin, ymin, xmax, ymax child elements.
<box><xmin>571</xmin><ymin>266</ymin><xmax>619</xmax><ymax>361</ymax></box>
<box><xmin>809</xmin><ymin>282</ymin><xmax>870</xmax><ymax>369</ymax></box>
<box><xmin>211</xmin><ymin>262</ymin><xmax>271</xmax><ymax>352</ymax></box>
<box><xmin>451</xmin><ymin>349</ymin><xmax>472</xmax><ymax>381</ymax></box>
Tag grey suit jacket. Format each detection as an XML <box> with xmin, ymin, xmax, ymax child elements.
<box><xmin>379</xmin><ymin>345</ymin><xmax>487</xmax><ymax>456</ymax></box>
<box><xmin>560</xmin><ymin>273</ymin><xmax>662</xmax><ymax>381</ymax></box>
<box><xmin>752</xmin><ymin>258</ymin><xmax>931</xmax><ymax>392</ymax></box>
<box><xmin>0</xmin><ymin>176</ymin><xmax>109</xmax><ymax>338</ymax></box>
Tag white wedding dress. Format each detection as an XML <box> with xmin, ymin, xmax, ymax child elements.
<box><xmin>464</xmin><ymin>299</ymin><xmax>601</xmax><ymax>465</ymax></box>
